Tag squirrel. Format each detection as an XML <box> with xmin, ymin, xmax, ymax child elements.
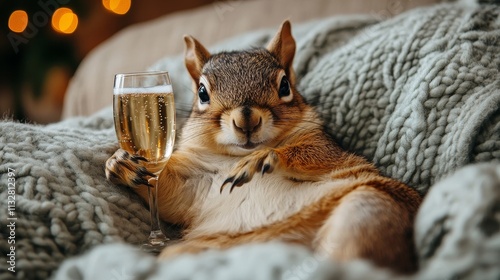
<box><xmin>105</xmin><ymin>20</ymin><xmax>422</xmax><ymax>274</ymax></box>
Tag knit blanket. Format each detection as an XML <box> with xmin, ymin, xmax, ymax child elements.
<box><xmin>1</xmin><ymin>3</ymin><xmax>499</xmax><ymax>279</ymax></box>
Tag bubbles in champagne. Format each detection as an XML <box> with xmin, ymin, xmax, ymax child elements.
<box><xmin>113</xmin><ymin>91</ymin><xmax>175</xmax><ymax>162</ymax></box>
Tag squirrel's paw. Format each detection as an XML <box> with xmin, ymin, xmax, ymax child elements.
<box><xmin>221</xmin><ymin>149</ymin><xmax>278</xmax><ymax>193</ymax></box>
<box><xmin>105</xmin><ymin>149</ymin><xmax>156</xmax><ymax>188</ymax></box>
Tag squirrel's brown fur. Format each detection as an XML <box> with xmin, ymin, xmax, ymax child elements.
<box><xmin>106</xmin><ymin>21</ymin><xmax>422</xmax><ymax>274</ymax></box>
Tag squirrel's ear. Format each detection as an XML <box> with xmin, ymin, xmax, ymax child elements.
<box><xmin>184</xmin><ymin>35</ymin><xmax>210</xmax><ymax>83</ymax></box>
<box><xmin>266</xmin><ymin>20</ymin><xmax>296</xmax><ymax>83</ymax></box>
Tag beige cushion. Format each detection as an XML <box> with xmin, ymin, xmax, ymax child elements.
<box><xmin>61</xmin><ymin>0</ymin><xmax>441</xmax><ymax>119</ymax></box>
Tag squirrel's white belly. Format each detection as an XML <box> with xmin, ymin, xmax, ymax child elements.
<box><xmin>186</xmin><ymin>160</ymin><xmax>348</xmax><ymax>238</ymax></box>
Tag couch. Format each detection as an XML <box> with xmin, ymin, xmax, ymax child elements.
<box><xmin>1</xmin><ymin>1</ymin><xmax>499</xmax><ymax>279</ymax></box>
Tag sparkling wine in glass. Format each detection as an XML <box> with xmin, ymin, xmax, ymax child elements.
<box><xmin>113</xmin><ymin>71</ymin><xmax>176</xmax><ymax>253</ymax></box>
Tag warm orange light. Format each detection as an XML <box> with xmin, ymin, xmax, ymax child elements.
<box><xmin>103</xmin><ymin>0</ymin><xmax>131</xmax><ymax>15</ymax></box>
<box><xmin>51</xmin><ymin>8</ymin><xmax>78</xmax><ymax>34</ymax></box>
<box><xmin>8</xmin><ymin>10</ymin><xmax>28</xmax><ymax>33</ymax></box>
<box><xmin>102</xmin><ymin>0</ymin><xmax>111</xmax><ymax>10</ymax></box>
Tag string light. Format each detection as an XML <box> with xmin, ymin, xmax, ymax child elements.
<box><xmin>51</xmin><ymin>8</ymin><xmax>78</xmax><ymax>34</ymax></box>
<box><xmin>8</xmin><ymin>10</ymin><xmax>28</xmax><ymax>33</ymax></box>
<box><xmin>102</xmin><ymin>0</ymin><xmax>131</xmax><ymax>15</ymax></box>
<box><xmin>8</xmin><ymin>1</ymin><xmax>130</xmax><ymax>36</ymax></box>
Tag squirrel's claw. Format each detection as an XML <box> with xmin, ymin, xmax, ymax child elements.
<box><xmin>261</xmin><ymin>163</ymin><xmax>273</xmax><ymax>175</ymax></box>
<box><xmin>261</xmin><ymin>152</ymin><xmax>277</xmax><ymax>174</ymax></box>
<box><xmin>229</xmin><ymin>183</ymin><xmax>238</xmax><ymax>194</ymax></box>
<box><xmin>230</xmin><ymin>172</ymin><xmax>249</xmax><ymax>193</ymax></box>
<box><xmin>132</xmin><ymin>177</ymin><xmax>154</xmax><ymax>188</ymax></box>
<box><xmin>220</xmin><ymin>172</ymin><xmax>249</xmax><ymax>193</ymax></box>
<box><xmin>131</xmin><ymin>155</ymin><xmax>149</xmax><ymax>164</ymax></box>
<box><xmin>220</xmin><ymin>176</ymin><xmax>235</xmax><ymax>193</ymax></box>
<box><xmin>105</xmin><ymin>149</ymin><xmax>157</xmax><ymax>189</ymax></box>
<box><xmin>221</xmin><ymin>149</ymin><xmax>279</xmax><ymax>194</ymax></box>
<box><xmin>138</xmin><ymin>167</ymin><xmax>157</xmax><ymax>178</ymax></box>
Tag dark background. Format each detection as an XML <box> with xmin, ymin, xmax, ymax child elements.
<box><xmin>0</xmin><ymin>0</ymin><xmax>214</xmax><ymax>123</ymax></box>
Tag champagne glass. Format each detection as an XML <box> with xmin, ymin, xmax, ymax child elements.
<box><xmin>113</xmin><ymin>71</ymin><xmax>176</xmax><ymax>253</ymax></box>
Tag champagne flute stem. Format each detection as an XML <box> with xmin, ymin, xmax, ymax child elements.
<box><xmin>147</xmin><ymin>174</ymin><xmax>168</xmax><ymax>245</ymax></box>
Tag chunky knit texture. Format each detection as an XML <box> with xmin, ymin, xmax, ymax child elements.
<box><xmin>0</xmin><ymin>111</ymin><xmax>154</xmax><ymax>279</ymax></box>
<box><xmin>301</xmin><ymin>5</ymin><xmax>500</xmax><ymax>194</ymax></box>
<box><xmin>1</xmin><ymin>3</ymin><xmax>499</xmax><ymax>279</ymax></box>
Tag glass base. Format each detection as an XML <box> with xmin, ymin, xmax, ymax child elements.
<box><xmin>140</xmin><ymin>229</ymin><xmax>171</xmax><ymax>254</ymax></box>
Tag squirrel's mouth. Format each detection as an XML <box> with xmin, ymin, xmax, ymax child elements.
<box><xmin>242</xmin><ymin>142</ymin><xmax>257</xmax><ymax>149</ymax></box>
<box><xmin>237</xmin><ymin>140</ymin><xmax>261</xmax><ymax>150</ymax></box>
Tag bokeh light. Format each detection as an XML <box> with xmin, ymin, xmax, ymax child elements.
<box><xmin>51</xmin><ymin>8</ymin><xmax>78</xmax><ymax>34</ymax></box>
<box><xmin>102</xmin><ymin>0</ymin><xmax>111</xmax><ymax>10</ymax></box>
<box><xmin>8</xmin><ymin>10</ymin><xmax>28</xmax><ymax>33</ymax></box>
<box><xmin>103</xmin><ymin>0</ymin><xmax>131</xmax><ymax>15</ymax></box>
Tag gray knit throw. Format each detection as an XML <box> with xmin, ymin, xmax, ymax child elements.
<box><xmin>0</xmin><ymin>3</ymin><xmax>499</xmax><ymax>280</ymax></box>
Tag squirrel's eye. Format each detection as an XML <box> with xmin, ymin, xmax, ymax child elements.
<box><xmin>198</xmin><ymin>83</ymin><xmax>210</xmax><ymax>104</ymax></box>
<box><xmin>278</xmin><ymin>76</ymin><xmax>290</xmax><ymax>98</ymax></box>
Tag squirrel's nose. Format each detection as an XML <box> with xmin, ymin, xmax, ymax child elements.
<box><xmin>232</xmin><ymin>107</ymin><xmax>262</xmax><ymax>134</ymax></box>
<box><xmin>233</xmin><ymin>118</ymin><xmax>262</xmax><ymax>134</ymax></box>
